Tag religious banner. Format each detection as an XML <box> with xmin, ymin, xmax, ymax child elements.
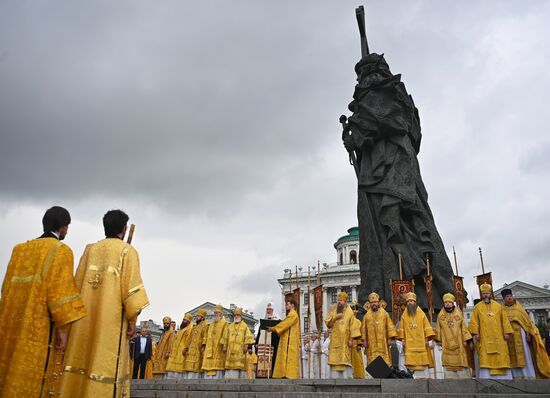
<box><xmin>313</xmin><ymin>284</ymin><xmax>323</xmax><ymax>332</ymax></box>
<box><xmin>255</xmin><ymin>319</ymin><xmax>281</xmax><ymax>378</ymax></box>
<box><xmin>285</xmin><ymin>287</ymin><xmax>301</xmax><ymax>315</ymax></box>
<box><xmin>424</xmin><ymin>273</ymin><xmax>433</xmax><ymax>320</ymax></box>
<box><xmin>390</xmin><ymin>279</ymin><xmax>413</xmax><ymax>324</ymax></box>
<box><xmin>475</xmin><ymin>272</ymin><xmax>494</xmax><ymax>299</ymax></box>
<box><xmin>453</xmin><ymin>275</ymin><xmax>466</xmax><ymax>310</ymax></box>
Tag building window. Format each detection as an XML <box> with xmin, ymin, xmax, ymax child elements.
<box><xmin>350</xmin><ymin>250</ymin><xmax>357</xmax><ymax>264</ymax></box>
<box><xmin>339</xmin><ymin>252</ymin><xmax>343</xmax><ymax>265</ymax></box>
<box><xmin>304</xmin><ymin>317</ymin><xmax>309</xmax><ymax>333</ymax></box>
<box><xmin>344</xmin><ymin>288</ymin><xmax>352</xmax><ymax>302</ymax></box>
<box><xmin>331</xmin><ymin>290</ymin><xmax>338</xmax><ymax>304</ymax></box>
<box><xmin>304</xmin><ymin>292</ymin><xmax>309</xmax><ymax>306</ymax></box>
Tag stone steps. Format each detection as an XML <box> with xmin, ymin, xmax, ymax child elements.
<box><xmin>131</xmin><ymin>379</ymin><xmax>550</xmax><ymax>397</ymax></box>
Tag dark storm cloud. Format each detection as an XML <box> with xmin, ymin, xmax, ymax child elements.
<box><xmin>1</xmin><ymin>1</ymin><xmax>550</xmax><ymax>320</ymax></box>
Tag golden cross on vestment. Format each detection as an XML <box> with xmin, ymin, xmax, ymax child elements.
<box><xmin>88</xmin><ymin>273</ymin><xmax>102</xmax><ymax>289</ymax></box>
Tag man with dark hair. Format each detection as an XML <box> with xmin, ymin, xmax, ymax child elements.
<box><xmin>0</xmin><ymin>206</ymin><xmax>86</xmax><ymax>397</ymax></box>
<box><xmin>268</xmin><ymin>299</ymin><xmax>300</xmax><ymax>379</ymax></box>
<box><xmin>60</xmin><ymin>209</ymin><xmax>149</xmax><ymax>397</ymax></box>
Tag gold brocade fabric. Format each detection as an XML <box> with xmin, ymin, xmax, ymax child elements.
<box><xmin>246</xmin><ymin>352</ymin><xmax>258</xmax><ymax>379</ymax></box>
<box><xmin>153</xmin><ymin>328</ymin><xmax>175</xmax><ymax>376</ymax></box>
<box><xmin>59</xmin><ymin>238</ymin><xmax>149</xmax><ymax>398</ymax></box>
<box><xmin>503</xmin><ymin>301</ymin><xmax>550</xmax><ymax>378</ymax></box>
<box><xmin>325</xmin><ymin>305</ymin><xmax>361</xmax><ymax>367</ymax></box>
<box><xmin>397</xmin><ymin>307</ymin><xmax>435</xmax><ymax>368</ymax></box>
<box><xmin>272</xmin><ymin>309</ymin><xmax>300</xmax><ymax>379</ymax></box>
<box><xmin>468</xmin><ymin>300</ymin><xmax>513</xmax><ymax>375</ymax></box>
<box><xmin>435</xmin><ymin>307</ymin><xmax>471</xmax><ymax>369</ymax></box>
<box><xmin>166</xmin><ymin>324</ymin><xmax>193</xmax><ymax>373</ymax></box>
<box><xmin>0</xmin><ymin>238</ymin><xmax>86</xmax><ymax>398</ymax></box>
<box><xmin>224</xmin><ymin>321</ymin><xmax>255</xmax><ymax>370</ymax></box>
<box><xmin>183</xmin><ymin>320</ymin><xmax>208</xmax><ymax>372</ymax></box>
<box><xmin>351</xmin><ymin>318</ymin><xmax>366</xmax><ymax>378</ymax></box>
<box><xmin>202</xmin><ymin>317</ymin><xmax>227</xmax><ymax>372</ymax></box>
<box><xmin>362</xmin><ymin>307</ymin><xmax>397</xmax><ymax>366</ymax></box>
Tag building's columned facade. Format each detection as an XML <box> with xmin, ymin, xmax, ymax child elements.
<box><xmin>278</xmin><ymin>227</ymin><xmax>361</xmax><ymax>335</ymax></box>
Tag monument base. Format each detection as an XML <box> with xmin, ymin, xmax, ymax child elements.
<box><xmin>131</xmin><ymin>378</ymin><xmax>550</xmax><ymax>397</ymax></box>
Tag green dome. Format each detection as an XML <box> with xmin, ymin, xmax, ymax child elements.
<box><xmin>334</xmin><ymin>227</ymin><xmax>359</xmax><ymax>248</ymax></box>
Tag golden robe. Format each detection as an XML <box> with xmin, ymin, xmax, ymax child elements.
<box><xmin>183</xmin><ymin>320</ymin><xmax>208</xmax><ymax>373</ymax></box>
<box><xmin>153</xmin><ymin>327</ymin><xmax>175</xmax><ymax>376</ymax></box>
<box><xmin>246</xmin><ymin>352</ymin><xmax>258</xmax><ymax>379</ymax></box>
<box><xmin>272</xmin><ymin>309</ymin><xmax>300</xmax><ymax>379</ymax></box>
<box><xmin>468</xmin><ymin>300</ymin><xmax>513</xmax><ymax>375</ymax></box>
<box><xmin>60</xmin><ymin>238</ymin><xmax>149</xmax><ymax>398</ymax></box>
<box><xmin>0</xmin><ymin>238</ymin><xmax>86</xmax><ymax>398</ymax></box>
<box><xmin>502</xmin><ymin>301</ymin><xmax>550</xmax><ymax>378</ymax></box>
<box><xmin>362</xmin><ymin>307</ymin><xmax>397</xmax><ymax>366</ymax></box>
<box><xmin>224</xmin><ymin>321</ymin><xmax>255</xmax><ymax>370</ymax></box>
<box><xmin>325</xmin><ymin>305</ymin><xmax>361</xmax><ymax>369</ymax></box>
<box><xmin>351</xmin><ymin>318</ymin><xmax>366</xmax><ymax>378</ymax></box>
<box><xmin>435</xmin><ymin>307</ymin><xmax>471</xmax><ymax>370</ymax></box>
<box><xmin>166</xmin><ymin>323</ymin><xmax>193</xmax><ymax>373</ymax></box>
<box><xmin>397</xmin><ymin>307</ymin><xmax>435</xmax><ymax>370</ymax></box>
<box><xmin>202</xmin><ymin>317</ymin><xmax>227</xmax><ymax>374</ymax></box>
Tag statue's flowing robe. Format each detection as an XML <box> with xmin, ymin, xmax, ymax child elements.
<box><xmin>202</xmin><ymin>317</ymin><xmax>227</xmax><ymax>374</ymax></box>
<box><xmin>224</xmin><ymin>321</ymin><xmax>255</xmax><ymax>371</ymax></box>
<box><xmin>183</xmin><ymin>320</ymin><xmax>208</xmax><ymax>373</ymax></box>
<box><xmin>325</xmin><ymin>306</ymin><xmax>361</xmax><ymax>370</ymax></box>
<box><xmin>60</xmin><ymin>238</ymin><xmax>149</xmax><ymax>397</ymax></box>
<box><xmin>502</xmin><ymin>301</ymin><xmax>550</xmax><ymax>378</ymax></box>
<box><xmin>396</xmin><ymin>307</ymin><xmax>434</xmax><ymax>370</ymax></box>
<box><xmin>271</xmin><ymin>309</ymin><xmax>300</xmax><ymax>379</ymax></box>
<box><xmin>347</xmin><ymin>53</ymin><xmax>456</xmax><ymax>310</ymax></box>
<box><xmin>435</xmin><ymin>307</ymin><xmax>471</xmax><ymax>371</ymax></box>
<box><xmin>362</xmin><ymin>307</ymin><xmax>397</xmax><ymax>366</ymax></box>
<box><xmin>468</xmin><ymin>300</ymin><xmax>513</xmax><ymax>376</ymax></box>
<box><xmin>0</xmin><ymin>238</ymin><xmax>86</xmax><ymax>398</ymax></box>
<box><xmin>166</xmin><ymin>323</ymin><xmax>193</xmax><ymax>374</ymax></box>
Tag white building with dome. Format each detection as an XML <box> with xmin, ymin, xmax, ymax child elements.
<box><xmin>277</xmin><ymin>227</ymin><xmax>361</xmax><ymax>334</ymax></box>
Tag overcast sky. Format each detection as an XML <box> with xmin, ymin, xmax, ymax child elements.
<box><xmin>1</xmin><ymin>1</ymin><xmax>549</xmax><ymax>324</ymax></box>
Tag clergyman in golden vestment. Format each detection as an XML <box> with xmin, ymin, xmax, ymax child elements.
<box><xmin>183</xmin><ymin>309</ymin><xmax>208</xmax><ymax>379</ymax></box>
<box><xmin>501</xmin><ymin>288</ymin><xmax>550</xmax><ymax>379</ymax></box>
<box><xmin>269</xmin><ymin>298</ymin><xmax>301</xmax><ymax>379</ymax></box>
<box><xmin>60</xmin><ymin>210</ymin><xmax>149</xmax><ymax>397</ymax></box>
<box><xmin>396</xmin><ymin>292</ymin><xmax>435</xmax><ymax>379</ymax></box>
<box><xmin>435</xmin><ymin>293</ymin><xmax>472</xmax><ymax>379</ymax></box>
<box><xmin>202</xmin><ymin>304</ymin><xmax>228</xmax><ymax>379</ymax></box>
<box><xmin>0</xmin><ymin>207</ymin><xmax>86</xmax><ymax>398</ymax></box>
<box><xmin>325</xmin><ymin>291</ymin><xmax>362</xmax><ymax>379</ymax></box>
<box><xmin>468</xmin><ymin>283</ymin><xmax>513</xmax><ymax>379</ymax></box>
<box><xmin>166</xmin><ymin>313</ymin><xmax>194</xmax><ymax>379</ymax></box>
<box><xmin>362</xmin><ymin>292</ymin><xmax>397</xmax><ymax>367</ymax></box>
<box><xmin>351</xmin><ymin>304</ymin><xmax>366</xmax><ymax>379</ymax></box>
<box><xmin>224</xmin><ymin>307</ymin><xmax>255</xmax><ymax>379</ymax></box>
<box><xmin>153</xmin><ymin>316</ymin><xmax>176</xmax><ymax>378</ymax></box>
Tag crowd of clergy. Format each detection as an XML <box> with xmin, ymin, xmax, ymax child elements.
<box><xmin>140</xmin><ymin>287</ymin><xmax>550</xmax><ymax>383</ymax></box>
<box><xmin>1</xmin><ymin>207</ymin><xmax>550</xmax><ymax>398</ymax></box>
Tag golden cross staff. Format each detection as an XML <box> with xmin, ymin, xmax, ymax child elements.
<box><xmin>317</xmin><ymin>260</ymin><xmax>322</xmax><ymax>378</ymax></box>
<box><xmin>425</xmin><ymin>254</ymin><xmax>437</xmax><ymax>379</ymax></box>
<box><xmin>295</xmin><ymin>265</ymin><xmax>303</xmax><ymax>379</ymax></box>
<box><xmin>478</xmin><ymin>247</ymin><xmax>485</xmax><ymax>274</ymax></box>
<box><xmin>307</xmin><ymin>266</ymin><xmax>311</xmax><ymax>379</ymax></box>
